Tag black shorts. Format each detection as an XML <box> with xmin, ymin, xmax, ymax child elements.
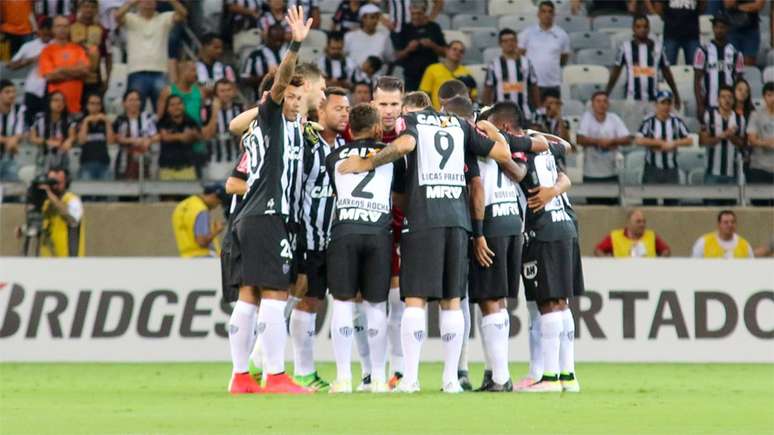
<box><xmin>232</xmin><ymin>214</ymin><xmax>297</xmax><ymax>290</ymax></box>
<box><xmin>327</xmin><ymin>233</ymin><xmax>392</xmax><ymax>303</ymax></box>
<box><xmin>220</xmin><ymin>220</ymin><xmax>240</xmax><ymax>303</ymax></box>
<box><xmin>522</xmin><ymin>237</ymin><xmax>585</xmax><ymax>303</ymax></box>
<box><xmin>400</xmin><ymin>227</ymin><xmax>468</xmax><ymax>301</ymax></box>
<box><xmin>469</xmin><ymin>234</ymin><xmax>523</xmax><ymax>303</ymax></box>
<box><xmin>301</xmin><ymin>250</ymin><xmax>328</xmax><ymax>299</ymax></box>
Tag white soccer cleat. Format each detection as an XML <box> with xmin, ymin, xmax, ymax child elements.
<box><xmin>370</xmin><ymin>381</ymin><xmax>390</xmax><ymax>393</ymax></box>
<box><xmin>393</xmin><ymin>380</ymin><xmax>420</xmax><ymax>393</ymax></box>
<box><xmin>356</xmin><ymin>376</ymin><xmax>372</xmax><ymax>392</ymax></box>
<box><xmin>328</xmin><ymin>379</ymin><xmax>353</xmax><ymax>394</ymax></box>
<box><xmin>442</xmin><ymin>381</ymin><xmax>464</xmax><ymax>393</ymax></box>
<box><xmin>561</xmin><ymin>376</ymin><xmax>581</xmax><ymax>393</ymax></box>
<box><xmin>518</xmin><ymin>379</ymin><xmax>562</xmax><ymax>393</ymax></box>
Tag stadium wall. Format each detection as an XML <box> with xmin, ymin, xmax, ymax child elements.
<box><xmin>1</xmin><ymin>258</ymin><xmax>772</xmax><ymax>363</ymax></box>
<box><xmin>1</xmin><ymin>204</ymin><xmax>773</xmax><ymax>257</ymax></box>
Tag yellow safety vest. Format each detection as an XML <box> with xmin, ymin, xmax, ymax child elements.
<box><xmin>40</xmin><ymin>192</ymin><xmax>85</xmax><ymax>257</ymax></box>
<box><xmin>702</xmin><ymin>232</ymin><xmax>752</xmax><ymax>258</ymax></box>
<box><xmin>172</xmin><ymin>195</ymin><xmax>212</xmax><ymax>257</ymax></box>
<box><xmin>611</xmin><ymin>229</ymin><xmax>657</xmax><ymax>258</ymax></box>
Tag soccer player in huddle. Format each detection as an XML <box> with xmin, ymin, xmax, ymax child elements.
<box><xmin>339</xmin><ymin>89</ymin><xmax>546</xmax><ymax>393</ymax></box>
<box><xmin>326</xmin><ymin>103</ymin><xmax>405</xmax><ymax>393</ymax></box>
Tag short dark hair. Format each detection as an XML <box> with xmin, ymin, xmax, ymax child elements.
<box><xmin>443</xmin><ymin>96</ymin><xmax>474</xmax><ymax>120</ymax></box>
<box><xmin>717</xmin><ymin>210</ymin><xmax>736</xmax><ymax>222</ymax></box>
<box><xmin>764</xmin><ymin>81</ymin><xmax>774</xmax><ymax>95</ymax></box>
<box><xmin>349</xmin><ymin>103</ymin><xmax>380</xmax><ymax>134</ymax></box>
<box><xmin>538</xmin><ymin>1</ymin><xmax>555</xmax><ymax>11</ymax></box>
<box><xmin>591</xmin><ymin>90</ymin><xmax>609</xmax><ymax>100</ymax></box>
<box><xmin>632</xmin><ymin>13</ymin><xmax>649</xmax><ymax>27</ymax></box>
<box><xmin>498</xmin><ymin>28</ymin><xmax>516</xmax><ymax>42</ymax></box>
<box><xmin>213</xmin><ymin>78</ymin><xmax>233</xmax><ymax>95</ymax></box>
<box><xmin>402</xmin><ymin>91</ymin><xmax>431</xmax><ymax>109</ymax></box>
<box><xmin>327</xmin><ymin>31</ymin><xmax>345</xmax><ymax>43</ymax></box>
<box><xmin>39</xmin><ymin>17</ymin><xmax>53</xmax><ymax>29</ymax></box>
<box><xmin>438</xmin><ymin>79</ymin><xmax>468</xmax><ymax>101</ymax></box>
<box><xmin>448</xmin><ymin>40</ymin><xmax>466</xmax><ymax>50</ymax></box>
<box><xmin>373</xmin><ymin>76</ymin><xmax>404</xmax><ymax>94</ymax></box>
<box><xmin>0</xmin><ymin>79</ymin><xmax>14</xmax><ymax>92</ymax></box>
<box><xmin>288</xmin><ymin>74</ymin><xmax>305</xmax><ymax>88</ymax></box>
<box><xmin>201</xmin><ymin>33</ymin><xmax>222</xmax><ymax>46</ymax></box>
<box><xmin>78</xmin><ymin>0</ymin><xmax>98</xmax><ymax>7</ymax></box>
<box><xmin>365</xmin><ymin>55</ymin><xmax>384</xmax><ymax>72</ymax></box>
<box><xmin>325</xmin><ymin>86</ymin><xmax>349</xmax><ymax>98</ymax></box>
<box><xmin>488</xmin><ymin>101</ymin><xmax>526</xmax><ymax>129</ymax></box>
<box><xmin>123</xmin><ymin>88</ymin><xmax>142</xmax><ymax>102</ymax></box>
<box><xmin>718</xmin><ymin>84</ymin><xmax>734</xmax><ymax>95</ymax></box>
<box><xmin>541</xmin><ymin>88</ymin><xmax>561</xmax><ymax>100</ymax></box>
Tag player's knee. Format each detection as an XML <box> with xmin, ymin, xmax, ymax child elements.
<box><xmin>404</xmin><ymin>297</ymin><xmax>426</xmax><ymax>308</ymax></box>
<box><xmin>296</xmin><ymin>297</ymin><xmax>320</xmax><ymax>313</ymax></box>
<box><xmin>538</xmin><ymin>299</ymin><xmax>564</xmax><ymax>314</ymax></box>
<box><xmin>479</xmin><ymin>299</ymin><xmax>500</xmax><ymax>315</ymax></box>
<box><xmin>260</xmin><ymin>288</ymin><xmax>288</xmax><ymax>301</ymax></box>
<box><xmin>239</xmin><ymin>286</ymin><xmax>260</xmax><ymax>304</ymax></box>
<box><xmin>440</xmin><ymin>297</ymin><xmax>460</xmax><ymax>310</ymax></box>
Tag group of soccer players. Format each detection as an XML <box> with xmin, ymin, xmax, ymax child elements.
<box><xmin>220</xmin><ymin>6</ymin><xmax>584</xmax><ymax>395</ymax></box>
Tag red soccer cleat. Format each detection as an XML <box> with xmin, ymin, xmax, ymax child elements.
<box><xmin>262</xmin><ymin>373</ymin><xmax>314</xmax><ymax>394</ymax></box>
<box><xmin>229</xmin><ymin>372</ymin><xmax>263</xmax><ymax>395</ymax></box>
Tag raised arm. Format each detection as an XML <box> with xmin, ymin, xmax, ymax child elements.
<box><xmin>270</xmin><ymin>6</ymin><xmax>312</xmax><ymax>103</ymax></box>
<box><xmin>229</xmin><ymin>107</ymin><xmax>259</xmax><ymax>135</ymax></box>
<box><xmin>168</xmin><ymin>0</ymin><xmax>188</xmax><ymax>23</ymax></box>
<box><xmin>115</xmin><ymin>0</ymin><xmax>139</xmax><ymax>26</ymax></box>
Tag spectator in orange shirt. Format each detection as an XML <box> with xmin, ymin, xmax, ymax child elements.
<box><xmin>39</xmin><ymin>16</ymin><xmax>89</xmax><ymax>114</ymax></box>
<box><xmin>0</xmin><ymin>0</ymin><xmax>35</xmax><ymax>53</ymax></box>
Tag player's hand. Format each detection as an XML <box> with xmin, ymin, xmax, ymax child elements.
<box><xmin>407</xmin><ymin>40</ymin><xmax>420</xmax><ymax>52</ymax></box>
<box><xmin>527</xmin><ymin>185</ymin><xmax>558</xmax><ymax>211</ymax></box>
<box><xmin>286</xmin><ymin>5</ymin><xmax>313</xmax><ymax>43</ymax></box>
<box><xmin>338</xmin><ymin>155</ymin><xmax>372</xmax><ymax>174</ymax></box>
<box><xmin>211</xmin><ymin>97</ymin><xmax>222</xmax><ymax>113</ymax></box>
<box><xmin>212</xmin><ymin>219</ymin><xmax>225</xmax><ymax>235</ymax></box>
<box><xmin>474</xmin><ymin>236</ymin><xmax>495</xmax><ymax>268</ymax></box>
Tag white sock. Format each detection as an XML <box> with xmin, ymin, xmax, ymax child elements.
<box><xmin>256</xmin><ymin>298</ymin><xmax>287</xmax><ymax>375</ymax></box>
<box><xmin>475</xmin><ymin>305</ymin><xmax>490</xmax><ymax>371</ymax></box>
<box><xmin>559</xmin><ymin>308</ymin><xmax>575</xmax><ymax>375</ymax></box>
<box><xmin>228</xmin><ymin>300</ymin><xmax>256</xmax><ymax>373</ymax></box>
<box><xmin>458</xmin><ymin>299</ymin><xmax>471</xmax><ymax>372</ymax></box>
<box><xmin>353</xmin><ymin>301</ymin><xmax>371</xmax><ymax>378</ymax></box>
<box><xmin>387</xmin><ymin>287</ymin><xmax>404</xmax><ymax>374</ymax></box>
<box><xmin>249</xmin><ymin>304</ymin><xmax>262</xmax><ymax>371</ymax></box>
<box><xmin>482</xmin><ymin>312</ymin><xmax>510</xmax><ymax>385</ymax></box>
<box><xmin>289</xmin><ymin>309</ymin><xmax>316</xmax><ymax>376</ymax></box>
<box><xmin>440</xmin><ymin>309</ymin><xmax>464</xmax><ymax>386</ymax></box>
<box><xmin>400</xmin><ymin>306</ymin><xmax>426</xmax><ymax>386</ymax></box>
<box><xmin>331</xmin><ymin>300</ymin><xmax>354</xmax><ymax>381</ymax></box>
<box><xmin>540</xmin><ymin>311</ymin><xmax>563</xmax><ymax>378</ymax></box>
<box><xmin>364</xmin><ymin>301</ymin><xmax>388</xmax><ymax>384</ymax></box>
<box><xmin>284</xmin><ymin>295</ymin><xmax>301</xmax><ymax>319</ymax></box>
<box><xmin>527</xmin><ymin>301</ymin><xmax>543</xmax><ymax>380</ymax></box>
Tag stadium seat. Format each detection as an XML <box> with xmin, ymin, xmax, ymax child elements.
<box><xmin>467</xmin><ymin>63</ymin><xmax>488</xmax><ymax>94</ymax></box>
<box><xmin>443</xmin><ymin>30</ymin><xmax>471</xmax><ymax>49</ymax></box>
<box><xmin>445</xmin><ymin>0</ymin><xmax>486</xmax><ymax>15</ymax></box>
<box><xmin>623</xmin><ymin>110</ymin><xmax>645</xmax><ymax>134</ymax></box>
<box><xmin>233</xmin><ymin>29</ymin><xmax>262</xmax><ymax>59</ymax></box>
<box><xmin>669</xmin><ymin>65</ymin><xmax>694</xmax><ymax>87</ymax></box>
<box><xmin>749</xmin><ymin>79</ymin><xmax>763</xmax><ymax>99</ymax></box>
<box><xmin>562</xmin><ymin>99</ymin><xmax>586</xmax><ymax>116</ymax></box>
<box><xmin>298</xmin><ymin>46</ymin><xmax>322</xmax><ymax>64</ymax></box>
<box><xmin>699</xmin><ymin>14</ymin><xmax>712</xmax><ymax>35</ymax></box>
<box><xmin>552</xmin><ymin>0</ymin><xmax>574</xmax><ymax>16</ymax></box>
<box><xmin>608</xmin><ymin>30</ymin><xmax>630</xmax><ymax>52</ymax></box>
<box><xmin>555</xmin><ymin>15</ymin><xmax>591</xmax><ymax>33</ymax></box>
<box><xmin>753</xmin><ymin>98</ymin><xmax>764</xmax><ymax>111</ymax></box>
<box><xmin>647</xmin><ymin>14</ymin><xmax>664</xmax><ymax>34</ymax></box>
<box><xmin>489</xmin><ymin>0</ymin><xmax>536</xmax><ymax>16</ymax></box>
<box><xmin>623</xmin><ymin>149</ymin><xmax>645</xmax><ymax>184</ymax></box>
<box><xmin>743</xmin><ymin>66</ymin><xmax>763</xmax><ymax>85</ymax></box>
<box><xmin>471</xmin><ymin>29</ymin><xmax>500</xmax><ymax>53</ymax></box>
<box><xmin>687</xmin><ymin>168</ymin><xmax>705</xmax><ymax>185</ymax></box>
<box><xmin>677</xmin><ymin>148</ymin><xmax>706</xmax><ymax>173</ymax></box>
<box><xmin>0</xmin><ymin>62</ymin><xmax>29</xmax><ymax>80</ymax></box>
<box><xmin>498</xmin><ymin>15</ymin><xmax>536</xmax><ymax>32</ymax></box>
<box><xmin>683</xmin><ymin>116</ymin><xmax>701</xmax><ymax>134</ymax></box>
<box><xmin>571</xmin><ymin>83</ymin><xmax>607</xmax><ymax>102</ymax></box>
<box><xmin>452</xmin><ymin>14</ymin><xmax>498</xmax><ymax>30</ymax></box>
<box><xmin>575</xmin><ymin>48</ymin><xmax>615</xmax><ymax>66</ymax></box>
<box><xmin>11</xmin><ymin>79</ymin><xmax>25</xmax><ymax>104</ymax></box>
<box><xmin>320</xmin><ymin>13</ymin><xmax>333</xmax><ymax>31</ymax></box>
<box><xmin>563</xmin><ymin>65</ymin><xmax>609</xmax><ymax>88</ymax></box>
<box><xmin>319</xmin><ymin>0</ymin><xmax>339</xmax><ymax>13</ymax></box>
<box><xmin>435</xmin><ymin>14</ymin><xmax>451</xmax><ymax>30</ymax></box>
<box><xmin>592</xmin><ymin>15</ymin><xmax>633</xmax><ymax>32</ymax></box>
<box><xmin>306</xmin><ymin>29</ymin><xmax>328</xmax><ymax>50</ymax></box>
<box><xmin>17</xmin><ymin>145</ymin><xmax>38</xmax><ymax>166</ymax></box>
<box><xmin>767</xmin><ymin>49</ymin><xmax>774</xmax><ymax>68</ymax></box>
<box><xmin>483</xmin><ymin>47</ymin><xmax>501</xmax><ymax>65</ymax></box>
<box><xmin>17</xmin><ymin>164</ymin><xmax>36</xmax><ymax>184</ymax></box>
<box><xmin>569</xmin><ymin>31</ymin><xmax>611</xmax><ymax>51</ymax></box>
<box><xmin>464</xmin><ymin>46</ymin><xmax>484</xmax><ymax>64</ymax></box>
<box><xmin>763</xmin><ymin>65</ymin><xmax>774</xmax><ymax>83</ymax></box>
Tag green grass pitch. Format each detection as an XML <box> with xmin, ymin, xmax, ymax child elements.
<box><xmin>1</xmin><ymin>363</ymin><xmax>772</xmax><ymax>434</ymax></box>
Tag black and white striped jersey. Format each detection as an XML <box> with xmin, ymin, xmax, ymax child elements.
<box><xmin>112</xmin><ymin>112</ymin><xmax>157</xmax><ymax>178</ymax></box>
<box><xmin>637</xmin><ymin>113</ymin><xmax>689</xmax><ymax>170</ymax></box>
<box><xmin>35</xmin><ymin>0</ymin><xmax>74</xmax><ymax>17</ymax></box>
<box><xmin>693</xmin><ymin>41</ymin><xmax>744</xmax><ymax>109</ymax></box>
<box><xmin>484</xmin><ymin>56</ymin><xmax>537</xmax><ymax>118</ymax></box>
<box><xmin>615</xmin><ymin>38</ymin><xmax>668</xmax><ymax>102</ymax></box>
<box><xmin>259</xmin><ymin>12</ymin><xmax>291</xmax><ymax>34</ymax></box>
<box><xmin>472</xmin><ymin>152</ymin><xmax>526</xmax><ymax>237</ymax></box>
<box><xmin>0</xmin><ymin>103</ymin><xmax>26</xmax><ymax>159</ymax></box>
<box><xmin>196</xmin><ymin>60</ymin><xmax>237</xmax><ymax>88</ymax></box>
<box><xmin>301</xmin><ymin>124</ymin><xmax>345</xmax><ymax>251</ymax></box>
<box><xmin>703</xmin><ymin>108</ymin><xmax>744</xmax><ymax>177</ymax></box>
<box><xmin>317</xmin><ymin>55</ymin><xmax>356</xmax><ymax>84</ymax></box>
<box><xmin>226</xmin><ymin>0</ymin><xmax>262</xmax><ymax>32</ymax></box>
<box><xmin>234</xmin><ymin>98</ymin><xmax>304</xmax><ymax>224</ymax></box>
<box><xmin>532</xmin><ymin>108</ymin><xmax>569</xmax><ymax>137</ymax></box>
<box><xmin>286</xmin><ymin>0</ymin><xmax>319</xmax><ymax>11</ymax></box>
<box><xmin>387</xmin><ymin>0</ymin><xmax>410</xmax><ymax>33</ymax></box>
<box><xmin>202</xmin><ymin>103</ymin><xmax>244</xmax><ymax>164</ymax></box>
<box><xmin>350</xmin><ymin>66</ymin><xmax>378</xmax><ymax>86</ymax></box>
<box><xmin>241</xmin><ymin>45</ymin><xmax>285</xmax><ymax>98</ymax></box>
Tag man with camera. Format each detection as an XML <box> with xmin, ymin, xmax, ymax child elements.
<box><xmin>26</xmin><ymin>167</ymin><xmax>85</xmax><ymax>257</ymax></box>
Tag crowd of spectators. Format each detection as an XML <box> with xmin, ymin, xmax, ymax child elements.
<box><xmin>0</xmin><ymin>0</ymin><xmax>772</xmax><ymax>207</ymax></box>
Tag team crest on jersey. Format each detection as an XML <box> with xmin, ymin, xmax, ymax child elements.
<box><xmin>266</xmin><ymin>198</ymin><xmax>275</xmax><ymax>211</ymax></box>
<box><xmin>441</xmin><ymin>333</ymin><xmax>456</xmax><ymax>342</ymax></box>
<box><xmin>523</xmin><ymin>261</ymin><xmax>538</xmax><ymax>280</ymax></box>
<box><xmin>339</xmin><ymin>326</ymin><xmax>353</xmax><ymax>337</ymax></box>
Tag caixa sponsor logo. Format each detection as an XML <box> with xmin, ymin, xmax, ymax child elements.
<box><xmin>0</xmin><ymin>283</ymin><xmax>232</xmax><ymax>339</ymax></box>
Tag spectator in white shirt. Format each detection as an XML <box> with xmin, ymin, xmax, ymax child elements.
<box><xmin>518</xmin><ymin>0</ymin><xmax>571</xmax><ymax>99</ymax></box>
<box><xmin>344</xmin><ymin>3</ymin><xmax>394</xmax><ymax>66</ymax></box>
<box><xmin>576</xmin><ymin>90</ymin><xmax>632</xmax><ymax>205</ymax></box>
<box><xmin>691</xmin><ymin>210</ymin><xmax>754</xmax><ymax>258</ymax></box>
<box><xmin>7</xmin><ymin>17</ymin><xmax>52</xmax><ymax>125</ymax></box>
